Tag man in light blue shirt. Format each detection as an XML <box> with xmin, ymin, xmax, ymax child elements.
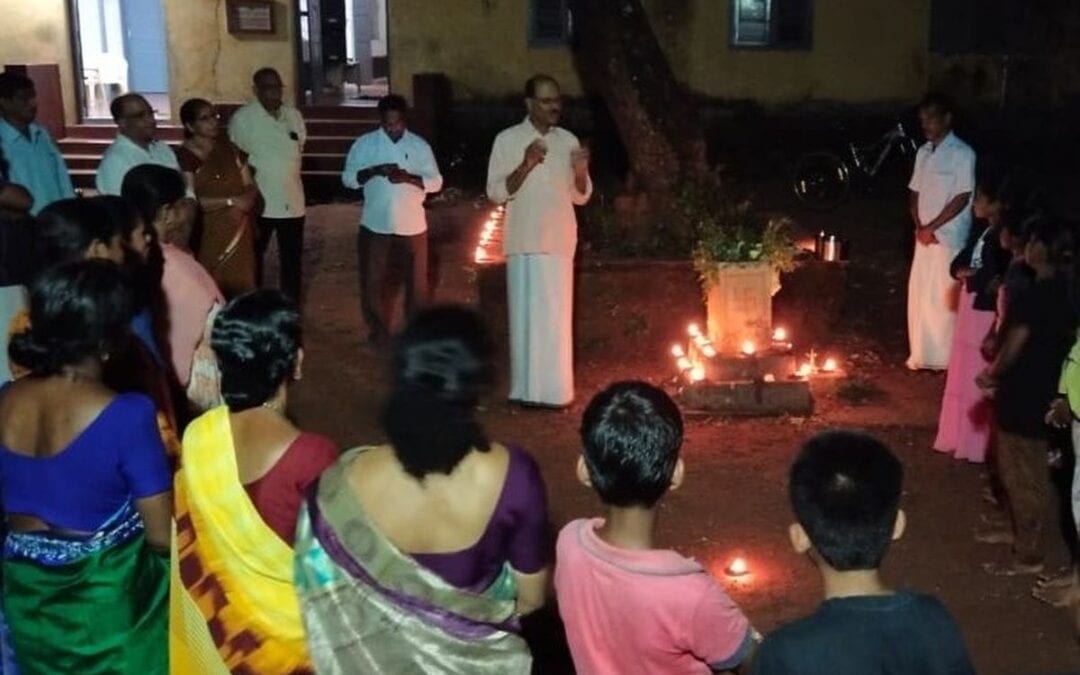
<box><xmin>342</xmin><ymin>94</ymin><xmax>442</xmax><ymax>345</ymax></box>
<box><xmin>0</xmin><ymin>72</ymin><xmax>75</xmax><ymax>214</ymax></box>
<box><xmin>95</xmin><ymin>93</ymin><xmax>179</xmax><ymax>196</ymax></box>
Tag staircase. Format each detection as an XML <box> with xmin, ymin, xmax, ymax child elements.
<box><xmin>59</xmin><ymin>104</ymin><xmax>378</xmax><ymax>200</ymax></box>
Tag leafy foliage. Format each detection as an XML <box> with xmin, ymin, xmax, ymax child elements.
<box><xmin>581</xmin><ymin>178</ymin><xmax>797</xmax><ymax>286</ymax></box>
<box><xmin>691</xmin><ymin>203</ymin><xmax>796</xmax><ymax>288</ymax></box>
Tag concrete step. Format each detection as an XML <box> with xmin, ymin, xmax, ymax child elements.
<box><xmin>63</xmin><ymin>119</ymin><xmax>373</xmax><ymax>141</ymax></box>
<box><xmin>70</xmin><ymin>167</ymin><xmax>351</xmax><ymax>195</ymax></box>
<box><xmin>58</xmin><ymin>135</ymin><xmax>356</xmax><ymax>156</ymax></box>
<box><xmin>64</xmin><ymin>151</ymin><xmax>346</xmax><ymax>173</ymax></box>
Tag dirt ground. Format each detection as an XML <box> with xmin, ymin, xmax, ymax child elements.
<box><xmin>280</xmin><ymin>184</ymin><xmax>1080</xmax><ymax>673</ymax></box>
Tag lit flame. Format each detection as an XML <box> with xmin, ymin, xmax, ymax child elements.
<box><xmin>741</xmin><ymin>340</ymin><xmax>756</xmax><ymax>356</ymax></box>
<box><xmin>702</xmin><ymin>345</ymin><xmax>717</xmax><ymax>358</ymax></box>
<box><xmin>797</xmin><ymin>363</ymin><xmax>813</xmax><ymax>378</ymax></box>
<box><xmin>676</xmin><ymin>356</ymin><xmax>692</xmax><ymax>371</ymax></box>
<box><xmin>671</xmin><ymin>344</ymin><xmax>685</xmax><ymax>358</ymax></box>
<box><xmin>687</xmin><ymin>323</ymin><xmax>701</xmax><ymax>337</ymax></box>
<box><xmin>772</xmin><ymin>327</ymin><xmax>788</xmax><ymax>342</ymax></box>
<box><xmin>689</xmin><ymin>366</ymin><xmax>705</xmax><ymax>382</ymax></box>
<box><xmin>474</xmin><ymin>246</ymin><xmax>488</xmax><ymax>263</ymax></box>
<box><xmin>725</xmin><ymin>557</ymin><xmax>749</xmax><ymax>577</ymax></box>
<box><xmin>822</xmin><ymin>358</ymin><xmax>838</xmax><ymax>373</ymax></box>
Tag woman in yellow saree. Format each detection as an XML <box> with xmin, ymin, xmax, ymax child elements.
<box><xmin>171</xmin><ymin>291</ymin><xmax>337</xmax><ymax>674</ymax></box>
<box><xmin>295</xmin><ymin>306</ymin><xmax>551</xmax><ymax>674</ymax></box>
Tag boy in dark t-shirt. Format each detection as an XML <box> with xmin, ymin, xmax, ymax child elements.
<box><xmin>753</xmin><ymin>431</ymin><xmax>975</xmax><ymax>675</ymax></box>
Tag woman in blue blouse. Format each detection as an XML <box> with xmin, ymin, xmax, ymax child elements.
<box><xmin>0</xmin><ymin>260</ymin><xmax>171</xmax><ymax>673</ymax></box>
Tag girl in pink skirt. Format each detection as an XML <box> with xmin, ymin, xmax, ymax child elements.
<box><xmin>933</xmin><ymin>176</ymin><xmax>1014</xmax><ymax>462</ymax></box>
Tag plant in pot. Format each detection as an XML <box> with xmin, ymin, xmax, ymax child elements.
<box><xmin>689</xmin><ymin>196</ymin><xmax>796</xmax><ymax>354</ymax></box>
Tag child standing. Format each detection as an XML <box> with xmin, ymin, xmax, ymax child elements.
<box><xmin>977</xmin><ymin>217</ymin><xmax>1077</xmax><ymax>576</ymax></box>
<box><xmin>1039</xmin><ymin>333</ymin><xmax>1080</xmax><ymax>615</ymax></box>
<box><xmin>934</xmin><ymin>176</ymin><xmax>1012</xmax><ymax>462</ymax></box>
<box><xmin>753</xmin><ymin>431</ymin><xmax>975</xmax><ymax>675</ymax></box>
<box><xmin>555</xmin><ymin>381</ymin><xmax>757</xmax><ymax>674</ymax></box>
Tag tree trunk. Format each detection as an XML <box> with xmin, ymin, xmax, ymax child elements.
<box><xmin>570</xmin><ymin>0</ymin><xmax>711</xmax><ymax>245</ymax></box>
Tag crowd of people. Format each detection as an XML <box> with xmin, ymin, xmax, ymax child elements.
<box><xmin>907</xmin><ymin>95</ymin><xmax>1080</xmax><ymax>617</ymax></box>
<box><xmin>0</xmin><ymin>62</ymin><xmax>1073</xmax><ymax>673</ymax></box>
<box><xmin>0</xmin><ymin>256</ymin><xmax>977</xmax><ymax>672</ymax></box>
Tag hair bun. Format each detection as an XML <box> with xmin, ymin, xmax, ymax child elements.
<box><xmin>8</xmin><ymin>328</ymin><xmax>60</xmax><ymax>375</ymax></box>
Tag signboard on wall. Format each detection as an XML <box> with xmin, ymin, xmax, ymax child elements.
<box><xmin>226</xmin><ymin>0</ymin><xmax>276</xmax><ymax>34</ymax></box>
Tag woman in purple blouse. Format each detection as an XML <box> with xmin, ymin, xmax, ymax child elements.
<box><xmin>295</xmin><ymin>305</ymin><xmax>550</xmax><ymax>673</ymax></box>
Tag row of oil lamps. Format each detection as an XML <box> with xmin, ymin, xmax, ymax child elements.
<box><xmin>474</xmin><ymin>205</ymin><xmax>506</xmax><ymax>265</ymax></box>
<box><xmin>670</xmin><ymin>324</ymin><xmax>839</xmax><ymax>383</ymax></box>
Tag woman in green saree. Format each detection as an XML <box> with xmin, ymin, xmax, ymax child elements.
<box><xmin>0</xmin><ymin>261</ymin><xmax>172</xmax><ymax>674</ymax></box>
<box><xmin>295</xmin><ymin>306</ymin><xmax>552</xmax><ymax>673</ymax></box>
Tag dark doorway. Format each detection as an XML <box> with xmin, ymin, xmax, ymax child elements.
<box><xmin>295</xmin><ymin>0</ymin><xmax>388</xmax><ymax>106</ymax></box>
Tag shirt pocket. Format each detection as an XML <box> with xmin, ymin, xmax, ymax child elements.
<box><xmin>928</xmin><ymin>169</ymin><xmax>956</xmax><ymax>194</ymax></box>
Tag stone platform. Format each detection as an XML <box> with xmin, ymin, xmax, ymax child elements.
<box><xmin>678</xmin><ymin>378</ymin><xmax>813</xmax><ymax>417</ymax></box>
<box><xmin>696</xmin><ymin>351</ymin><xmax>798</xmax><ymax>382</ymax></box>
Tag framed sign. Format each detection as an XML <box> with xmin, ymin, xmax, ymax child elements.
<box><xmin>226</xmin><ymin>0</ymin><xmax>276</xmax><ymax>35</ymax></box>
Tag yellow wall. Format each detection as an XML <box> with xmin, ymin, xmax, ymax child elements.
<box><xmin>0</xmin><ymin>1</ymin><xmax>78</xmax><ymax>125</ymax></box>
<box><xmin>389</xmin><ymin>0</ymin><xmax>931</xmax><ymax>105</ymax></box>
<box><xmin>0</xmin><ymin>0</ymin><xmax>932</xmax><ymax>127</ymax></box>
<box><xmin>0</xmin><ymin>0</ymin><xmax>295</xmax><ymax>126</ymax></box>
<box><xmin>388</xmin><ymin>0</ymin><xmax>581</xmax><ymax>99</ymax></box>
<box><xmin>164</xmin><ymin>0</ymin><xmax>296</xmax><ymax>114</ymax></box>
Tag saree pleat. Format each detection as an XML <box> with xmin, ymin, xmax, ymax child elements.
<box><xmin>189</xmin><ymin>141</ymin><xmax>256</xmax><ymax>298</ymax></box>
<box><xmin>294</xmin><ymin>448</ymin><xmax>532</xmax><ymax>674</ymax></box>
<box><xmin>170</xmin><ymin>406</ymin><xmax>312</xmax><ymax>674</ymax></box>
<box><xmin>2</xmin><ymin>505</ymin><xmax>168</xmax><ymax>675</ymax></box>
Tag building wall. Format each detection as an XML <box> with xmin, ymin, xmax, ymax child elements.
<box><xmin>0</xmin><ymin>1</ymin><xmax>78</xmax><ymax>125</ymax></box>
<box><xmin>389</xmin><ymin>0</ymin><xmax>932</xmax><ymax>105</ymax></box>
<box><xmin>0</xmin><ymin>0</ymin><xmax>295</xmax><ymax>126</ymax></box>
<box><xmin>163</xmin><ymin>0</ymin><xmax>296</xmax><ymax>114</ymax></box>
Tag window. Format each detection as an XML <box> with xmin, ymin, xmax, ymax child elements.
<box><xmin>731</xmin><ymin>0</ymin><xmax>813</xmax><ymax>50</ymax></box>
<box><xmin>529</xmin><ymin>0</ymin><xmax>570</xmax><ymax>47</ymax></box>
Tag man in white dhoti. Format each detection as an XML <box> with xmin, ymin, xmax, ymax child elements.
<box><xmin>486</xmin><ymin>74</ymin><xmax>592</xmax><ymax>407</ymax></box>
<box><xmin>906</xmin><ymin>94</ymin><xmax>976</xmax><ymax>370</ymax></box>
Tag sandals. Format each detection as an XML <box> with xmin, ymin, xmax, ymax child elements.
<box><xmin>1032</xmin><ymin>579</ymin><xmax>1080</xmax><ymax>607</ymax></box>
<box><xmin>1035</xmin><ymin>567</ymin><xmax>1076</xmax><ymax>589</ymax></box>
<box><xmin>983</xmin><ymin>559</ymin><xmax>1045</xmax><ymax>577</ymax></box>
<box><xmin>974</xmin><ymin>528</ymin><xmax>1014</xmax><ymax>545</ymax></box>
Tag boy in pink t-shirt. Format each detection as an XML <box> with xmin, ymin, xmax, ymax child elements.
<box><xmin>555</xmin><ymin>381</ymin><xmax>757</xmax><ymax>674</ymax></box>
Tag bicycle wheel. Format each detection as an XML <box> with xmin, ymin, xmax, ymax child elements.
<box><xmin>790</xmin><ymin>151</ymin><xmax>851</xmax><ymax>211</ymax></box>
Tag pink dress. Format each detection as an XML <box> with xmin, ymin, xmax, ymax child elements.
<box><xmin>933</xmin><ymin>287</ymin><xmax>995</xmax><ymax>462</ymax></box>
<box><xmin>161</xmin><ymin>244</ymin><xmax>224</xmax><ymax>386</ymax></box>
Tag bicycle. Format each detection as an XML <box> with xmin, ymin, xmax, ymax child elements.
<box><xmin>790</xmin><ymin>119</ymin><xmax>920</xmax><ymax>211</ymax></box>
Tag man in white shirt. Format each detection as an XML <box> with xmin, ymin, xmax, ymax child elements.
<box><xmin>229</xmin><ymin>68</ymin><xmax>307</xmax><ymax>302</ymax></box>
<box><xmin>342</xmin><ymin>94</ymin><xmax>442</xmax><ymax>345</ymax></box>
<box><xmin>486</xmin><ymin>74</ymin><xmax>592</xmax><ymax>408</ymax></box>
<box><xmin>95</xmin><ymin>93</ymin><xmax>179</xmax><ymax>196</ymax></box>
<box><xmin>906</xmin><ymin>93</ymin><xmax>976</xmax><ymax>370</ymax></box>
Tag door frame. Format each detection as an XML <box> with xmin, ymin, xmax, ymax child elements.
<box><xmin>65</xmin><ymin>0</ymin><xmax>91</xmax><ymax>123</ymax></box>
<box><xmin>293</xmin><ymin>0</ymin><xmax>392</xmax><ymax>105</ymax></box>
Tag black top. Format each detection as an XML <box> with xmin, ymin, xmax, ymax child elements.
<box><xmin>0</xmin><ymin>150</ymin><xmax>37</xmax><ymax>287</ymax></box>
<box><xmin>996</xmin><ymin>274</ymin><xmax>1076</xmax><ymax>437</ymax></box>
<box><xmin>950</xmin><ymin>222</ymin><xmax>1011</xmax><ymax>311</ymax></box>
<box><xmin>752</xmin><ymin>591</ymin><xmax>975</xmax><ymax>675</ymax></box>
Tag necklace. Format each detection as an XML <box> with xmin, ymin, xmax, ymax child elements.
<box><xmin>260</xmin><ymin>401</ymin><xmax>283</xmax><ymax>414</ymax></box>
